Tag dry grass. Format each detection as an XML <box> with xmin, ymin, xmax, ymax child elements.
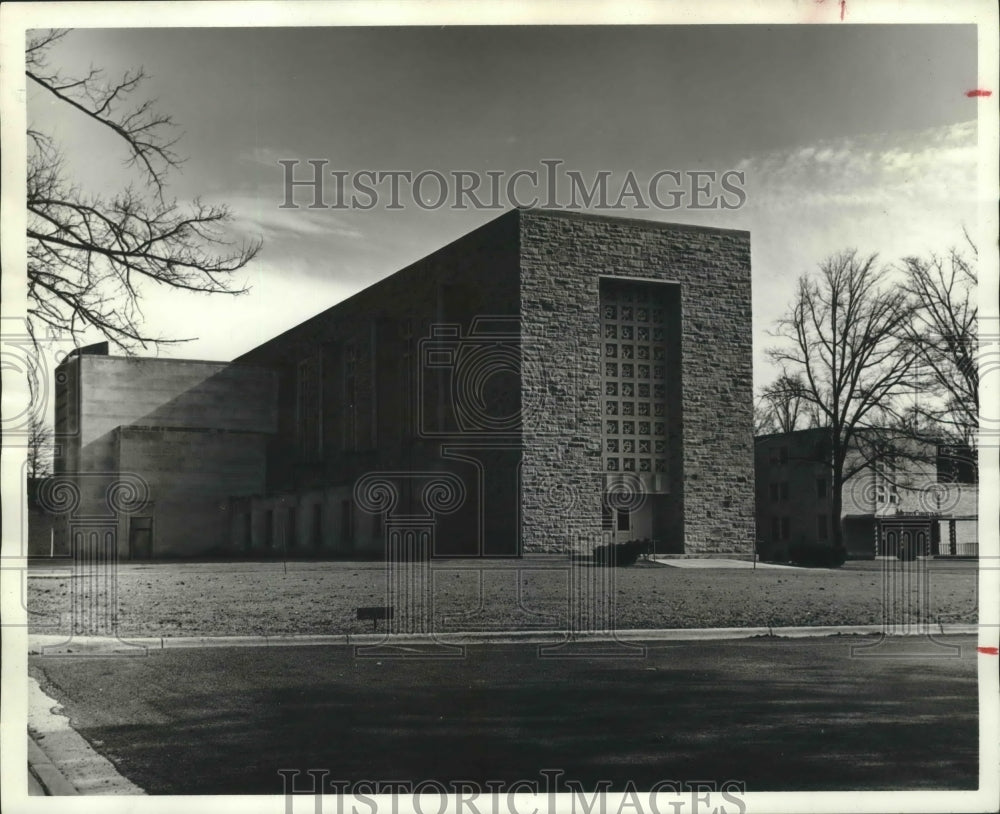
<box><xmin>26</xmin><ymin>558</ymin><xmax>977</xmax><ymax>638</ymax></box>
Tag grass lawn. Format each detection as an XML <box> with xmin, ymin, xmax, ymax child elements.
<box><xmin>26</xmin><ymin>557</ymin><xmax>977</xmax><ymax>638</ymax></box>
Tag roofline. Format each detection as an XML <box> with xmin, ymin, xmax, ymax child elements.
<box><xmin>520</xmin><ymin>207</ymin><xmax>751</xmax><ymax>238</ymax></box>
<box><xmin>236</xmin><ymin>208</ymin><xmax>750</xmax><ymax>361</ymax></box>
<box><xmin>62</xmin><ymin>354</ymin><xmax>253</xmax><ymax>368</ymax></box>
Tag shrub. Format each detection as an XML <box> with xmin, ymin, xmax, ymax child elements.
<box><xmin>592</xmin><ymin>538</ymin><xmax>653</xmax><ymax>566</ymax></box>
<box><xmin>788</xmin><ymin>541</ymin><xmax>847</xmax><ymax>568</ymax></box>
<box><xmin>756</xmin><ymin>541</ymin><xmax>788</xmax><ymax>563</ymax></box>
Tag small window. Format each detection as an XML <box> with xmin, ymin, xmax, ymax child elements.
<box><xmin>616</xmin><ymin>509</ymin><xmax>630</xmax><ymax>532</ymax></box>
<box><xmin>817</xmin><ymin>514</ymin><xmax>828</xmax><ymax>540</ymax></box>
<box><xmin>770</xmin><ymin>483</ymin><xmax>780</xmax><ymax>502</ymax></box>
<box><xmin>779</xmin><ymin>447</ymin><xmax>789</xmax><ymax>464</ymax></box>
<box><xmin>816</xmin><ymin>478</ymin><xmax>827</xmax><ymax>499</ymax></box>
<box><xmin>771</xmin><ymin>516</ymin><xmax>781</xmax><ymax>542</ymax></box>
<box><xmin>779</xmin><ymin>482</ymin><xmax>789</xmax><ymax>501</ymax></box>
<box><xmin>781</xmin><ymin>517</ymin><xmax>790</xmax><ymax>541</ymax></box>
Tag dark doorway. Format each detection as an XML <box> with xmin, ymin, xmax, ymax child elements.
<box><xmin>129</xmin><ymin>516</ymin><xmax>153</xmax><ymax>559</ymax></box>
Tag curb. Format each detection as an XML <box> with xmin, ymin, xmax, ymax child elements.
<box><xmin>28</xmin><ymin>736</ymin><xmax>78</xmax><ymax>796</ymax></box>
<box><xmin>28</xmin><ymin>623</ymin><xmax>981</xmax><ymax>654</ymax></box>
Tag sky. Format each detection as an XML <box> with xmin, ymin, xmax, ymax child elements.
<box><xmin>18</xmin><ymin>20</ymin><xmax>988</xmax><ymax>390</ymax></box>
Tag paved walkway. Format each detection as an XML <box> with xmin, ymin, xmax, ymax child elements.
<box><xmin>654</xmin><ymin>557</ymin><xmax>803</xmax><ymax>569</ymax></box>
<box><xmin>28</xmin><ymin>675</ymin><xmax>144</xmax><ymax>795</ymax></box>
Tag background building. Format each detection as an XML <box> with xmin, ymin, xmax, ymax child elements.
<box><xmin>754</xmin><ymin>428</ymin><xmax>978</xmax><ymax>560</ymax></box>
<box><xmin>44</xmin><ymin>209</ymin><xmax>754</xmax><ymax>559</ymax></box>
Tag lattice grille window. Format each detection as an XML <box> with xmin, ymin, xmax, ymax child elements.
<box><xmin>600</xmin><ymin>283</ymin><xmax>669</xmax><ymax>476</ymax></box>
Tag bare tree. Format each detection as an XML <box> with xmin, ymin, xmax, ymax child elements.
<box><xmin>769</xmin><ymin>251</ymin><xmax>916</xmax><ymax>547</ymax></box>
<box><xmin>753</xmin><ymin>398</ymin><xmax>779</xmax><ymax>436</ymax></box>
<box><xmin>755</xmin><ymin>373</ymin><xmax>818</xmax><ymax>434</ymax></box>
<box><xmin>899</xmin><ymin>236</ymin><xmax>978</xmax><ymax>453</ymax></box>
<box><xmin>26</xmin><ymin>29</ymin><xmax>261</xmax><ymax>351</ymax></box>
<box><xmin>24</xmin><ymin>353</ymin><xmax>53</xmax><ymax>479</ymax></box>
<box><xmin>26</xmin><ymin>413</ymin><xmax>53</xmax><ymax>479</ymax></box>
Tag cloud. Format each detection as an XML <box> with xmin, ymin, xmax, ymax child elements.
<box><xmin>238</xmin><ymin>146</ymin><xmax>293</xmax><ymax>168</ymax></box>
<box><xmin>216</xmin><ymin>192</ymin><xmax>367</xmax><ymax>241</ymax></box>
<box><xmin>735</xmin><ymin>120</ymin><xmax>977</xmax><ymax>213</ymax></box>
<box><xmin>732</xmin><ymin>120</ymin><xmax>978</xmax><ymax>389</ymax></box>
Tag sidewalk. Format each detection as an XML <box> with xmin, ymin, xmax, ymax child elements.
<box><xmin>27</xmin><ymin>675</ymin><xmax>145</xmax><ymax>795</ymax></box>
<box><xmin>29</xmin><ymin>622</ymin><xmax>981</xmax><ymax>655</ymax></box>
<box><xmin>653</xmin><ymin>557</ymin><xmax>804</xmax><ymax>569</ymax></box>
<box><xmin>28</xmin><ymin>736</ymin><xmax>78</xmax><ymax>796</ymax></box>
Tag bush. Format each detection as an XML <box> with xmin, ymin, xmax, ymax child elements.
<box><xmin>788</xmin><ymin>541</ymin><xmax>847</xmax><ymax>568</ymax></box>
<box><xmin>756</xmin><ymin>541</ymin><xmax>788</xmax><ymax>563</ymax></box>
<box><xmin>593</xmin><ymin>538</ymin><xmax>653</xmax><ymax>566</ymax></box>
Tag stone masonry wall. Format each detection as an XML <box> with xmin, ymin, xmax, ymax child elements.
<box><xmin>518</xmin><ymin>210</ymin><xmax>754</xmax><ymax>555</ymax></box>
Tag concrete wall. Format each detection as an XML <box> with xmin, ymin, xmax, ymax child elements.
<box><xmin>116</xmin><ymin>426</ymin><xmax>270</xmax><ymax>557</ymax></box>
<box><xmin>50</xmin><ymin>354</ymin><xmax>277</xmax><ymax>558</ymax></box>
<box><xmin>518</xmin><ymin>210</ymin><xmax>754</xmax><ymax>556</ymax></box>
<box><xmin>73</xmin><ymin>356</ymin><xmax>277</xmax><ymax>444</ymax></box>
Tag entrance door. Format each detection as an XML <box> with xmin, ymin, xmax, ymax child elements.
<box><xmin>129</xmin><ymin>516</ymin><xmax>154</xmax><ymax>559</ymax></box>
<box><xmin>877</xmin><ymin>516</ymin><xmax>933</xmax><ymax>559</ymax></box>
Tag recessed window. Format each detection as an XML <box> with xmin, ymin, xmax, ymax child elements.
<box><xmin>296</xmin><ymin>355</ymin><xmax>323</xmax><ymax>462</ymax></box>
<box><xmin>816</xmin><ymin>478</ymin><xmax>827</xmax><ymax>499</ymax></box>
<box><xmin>265</xmin><ymin>510</ymin><xmax>275</xmax><ymax>549</ymax></box>
<box><xmin>617</xmin><ymin>509</ymin><xmax>630</xmax><ymax>532</ymax></box>
<box><xmin>341</xmin><ymin>500</ymin><xmax>354</xmax><ymax>542</ymax></box>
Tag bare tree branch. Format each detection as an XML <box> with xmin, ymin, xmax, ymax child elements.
<box><xmin>25</xmin><ymin>29</ymin><xmax>262</xmax><ymax>352</ymax></box>
<box><xmin>768</xmin><ymin>250</ymin><xmax>917</xmax><ymax>548</ymax></box>
<box><xmin>898</xmin><ymin>242</ymin><xmax>978</xmax><ymax>452</ymax></box>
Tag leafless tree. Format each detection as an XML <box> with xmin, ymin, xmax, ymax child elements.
<box><xmin>24</xmin><ymin>354</ymin><xmax>53</xmax><ymax>479</ymax></box>
<box><xmin>755</xmin><ymin>373</ymin><xmax>820</xmax><ymax>435</ymax></box>
<box><xmin>899</xmin><ymin>235</ymin><xmax>978</xmax><ymax>453</ymax></box>
<box><xmin>26</xmin><ymin>29</ymin><xmax>261</xmax><ymax>351</ymax></box>
<box><xmin>26</xmin><ymin>412</ymin><xmax>53</xmax><ymax>480</ymax></box>
<box><xmin>769</xmin><ymin>251</ymin><xmax>916</xmax><ymax>547</ymax></box>
<box><xmin>752</xmin><ymin>398</ymin><xmax>779</xmax><ymax>436</ymax></box>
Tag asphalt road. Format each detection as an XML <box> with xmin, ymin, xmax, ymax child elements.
<box><xmin>30</xmin><ymin>635</ymin><xmax>979</xmax><ymax>794</ymax></box>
